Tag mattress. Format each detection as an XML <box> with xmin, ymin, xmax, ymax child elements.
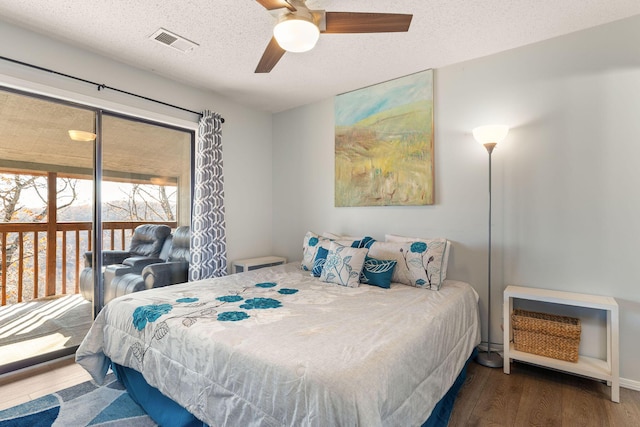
<box><xmin>77</xmin><ymin>263</ymin><xmax>480</xmax><ymax>426</ymax></box>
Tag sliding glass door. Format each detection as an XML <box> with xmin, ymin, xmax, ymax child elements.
<box><xmin>0</xmin><ymin>88</ymin><xmax>194</xmax><ymax>374</ymax></box>
<box><xmin>0</xmin><ymin>88</ymin><xmax>96</xmax><ymax>372</ymax></box>
<box><xmin>95</xmin><ymin>113</ymin><xmax>192</xmax><ymax>309</ymax></box>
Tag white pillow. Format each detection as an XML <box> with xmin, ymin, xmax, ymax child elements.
<box><xmin>385</xmin><ymin>233</ymin><xmax>415</xmax><ymax>242</ymax></box>
<box><xmin>320</xmin><ymin>242</ymin><xmax>368</xmax><ymax>288</ymax></box>
<box><xmin>369</xmin><ymin>238</ymin><xmax>449</xmax><ymax>290</ymax></box>
<box><xmin>322</xmin><ymin>232</ymin><xmax>362</xmax><ymax>240</ymax></box>
<box><xmin>385</xmin><ymin>234</ymin><xmax>451</xmax><ymax>283</ymax></box>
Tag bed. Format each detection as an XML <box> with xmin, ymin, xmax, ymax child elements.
<box><xmin>76</xmin><ymin>262</ymin><xmax>480</xmax><ymax>426</ymax></box>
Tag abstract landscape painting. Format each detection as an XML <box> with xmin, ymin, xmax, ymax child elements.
<box><xmin>335</xmin><ymin>69</ymin><xmax>434</xmax><ymax>207</ymax></box>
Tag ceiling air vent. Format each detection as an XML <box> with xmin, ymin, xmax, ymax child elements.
<box><xmin>150</xmin><ymin>28</ymin><xmax>199</xmax><ymax>53</ymax></box>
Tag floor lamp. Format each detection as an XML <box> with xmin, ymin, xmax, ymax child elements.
<box><xmin>473</xmin><ymin>125</ymin><xmax>509</xmax><ymax>368</ymax></box>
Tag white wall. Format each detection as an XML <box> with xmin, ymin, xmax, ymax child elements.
<box><xmin>272</xmin><ymin>15</ymin><xmax>640</xmax><ymax>384</ymax></box>
<box><xmin>0</xmin><ymin>19</ymin><xmax>274</xmax><ymax>265</ymax></box>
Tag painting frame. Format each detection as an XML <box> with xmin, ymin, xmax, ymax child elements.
<box><xmin>334</xmin><ymin>69</ymin><xmax>434</xmax><ymax>207</ymax></box>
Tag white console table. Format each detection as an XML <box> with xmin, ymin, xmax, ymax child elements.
<box><xmin>232</xmin><ymin>256</ymin><xmax>287</xmax><ymax>274</ymax></box>
<box><xmin>503</xmin><ymin>285</ymin><xmax>619</xmax><ymax>402</ymax></box>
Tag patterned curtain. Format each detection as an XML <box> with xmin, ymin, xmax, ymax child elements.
<box><xmin>190</xmin><ymin>110</ymin><xmax>227</xmax><ymax>280</ymax></box>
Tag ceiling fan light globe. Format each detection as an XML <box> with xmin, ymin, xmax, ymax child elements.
<box><xmin>273</xmin><ymin>17</ymin><xmax>320</xmax><ymax>53</ymax></box>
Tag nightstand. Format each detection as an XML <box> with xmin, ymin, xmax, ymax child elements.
<box><xmin>503</xmin><ymin>285</ymin><xmax>619</xmax><ymax>402</ymax></box>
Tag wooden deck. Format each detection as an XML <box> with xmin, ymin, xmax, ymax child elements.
<box><xmin>0</xmin><ymin>294</ymin><xmax>92</xmax><ymax>370</ymax></box>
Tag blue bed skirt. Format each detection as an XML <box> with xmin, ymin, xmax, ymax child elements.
<box><xmin>112</xmin><ymin>349</ymin><xmax>475</xmax><ymax>427</ymax></box>
<box><xmin>420</xmin><ymin>348</ymin><xmax>476</xmax><ymax>427</ymax></box>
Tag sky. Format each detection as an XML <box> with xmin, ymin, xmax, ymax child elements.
<box><xmin>334</xmin><ymin>69</ymin><xmax>433</xmax><ymax>126</ymax></box>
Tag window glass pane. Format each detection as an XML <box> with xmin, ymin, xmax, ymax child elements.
<box><xmin>101</xmin><ymin>114</ymin><xmax>191</xmax><ymax>226</ymax></box>
<box><xmin>102</xmin><ymin>181</ymin><xmax>177</xmax><ymax>221</ymax></box>
<box><xmin>0</xmin><ymin>88</ymin><xmax>95</xmax><ymax>373</ymax></box>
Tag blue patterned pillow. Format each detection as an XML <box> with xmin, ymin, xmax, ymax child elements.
<box><xmin>320</xmin><ymin>232</ymin><xmax>375</xmax><ymax>249</ymax></box>
<box><xmin>301</xmin><ymin>231</ymin><xmax>330</xmax><ymax>271</ymax></box>
<box><xmin>320</xmin><ymin>242</ymin><xmax>368</xmax><ymax>288</ymax></box>
<box><xmin>311</xmin><ymin>246</ymin><xmax>329</xmax><ymax>277</ymax></box>
<box><xmin>360</xmin><ymin>256</ymin><xmax>397</xmax><ymax>289</ymax></box>
<box><xmin>351</xmin><ymin>236</ymin><xmax>376</xmax><ymax>249</ymax></box>
<box><xmin>302</xmin><ymin>232</ymin><xmax>365</xmax><ymax>271</ymax></box>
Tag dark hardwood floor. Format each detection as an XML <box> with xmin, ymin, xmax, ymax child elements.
<box><xmin>449</xmin><ymin>361</ymin><xmax>640</xmax><ymax>426</ymax></box>
<box><xmin>2</xmin><ymin>357</ymin><xmax>639</xmax><ymax>425</ymax></box>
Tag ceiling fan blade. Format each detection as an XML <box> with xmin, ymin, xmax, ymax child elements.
<box><xmin>255</xmin><ymin>0</ymin><xmax>296</xmax><ymax>12</ymax></box>
<box><xmin>255</xmin><ymin>37</ymin><xmax>286</xmax><ymax>73</ymax></box>
<box><xmin>323</xmin><ymin>12</ymin><xmax>413</xmax><ymax>33</ymax></box>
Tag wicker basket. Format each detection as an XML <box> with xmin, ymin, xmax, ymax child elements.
<box><xmin>512</xmin><ymin>309</ymin><xmax>581</xmax><ymax>362</ymax></box>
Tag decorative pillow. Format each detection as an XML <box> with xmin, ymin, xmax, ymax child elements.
<box><xmin>360</xmin><ymin>256</ymin><xmax>397</xmax><ymax>289</ymax></box>
<box><xmin>311</xmin><ymin>246</ymin><xmax>329</xmax><ymax>277</ymax></box>
<box><xmin>321</xmin><ymin>232</ymin><xmax>376</xmax><ymax>249</ymax></box>
<box><xmin>385</xmin><ymin>234</ymin><xmax>451</xmax><ymax>284</ymax></box>
<box><xmin>368</xmin><ymin>239</ymin><xmax>449</xmax><ymax>290</ymax></box>
<box><xmin>301</xmin><ymin>231</ymin><xmax>331</xmax><ymax>271</ymax></box>
<box><xmin>357</xmin><ymin>236</ymin><xmax>376</xmax><ymax>249</ymax></box>
<box><xmin>302</xmin><ymin>231</ymin><xmax>371</xmax><ymax>271</ymax></box>
<box><xmin>320</xmin><ymin>242</ymin><xmax>368</xmax><ymax>288</ymax></box>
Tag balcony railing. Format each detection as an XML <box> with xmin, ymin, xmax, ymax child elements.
<box><xmin>0</xmin><ymin>221</ymin><xmax>177</xmax><ymax>306</ymax></box>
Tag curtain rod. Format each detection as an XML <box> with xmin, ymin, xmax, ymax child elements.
<box><xmin>0</xmin><ymin>55</ymin><xmax>224</xmax><ymax>123</ymax></box>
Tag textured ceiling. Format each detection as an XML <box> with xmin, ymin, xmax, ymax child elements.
<box><xmin>0</xmin><ymin>0</ymin><xmax>639</xmax><ymax>113</ymax></box>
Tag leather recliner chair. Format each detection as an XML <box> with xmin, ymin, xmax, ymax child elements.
<box><xmin>104</xmin><ymin>225</ymin><xmax>190</xmax><ymax>304</ymax></box>
<box><xmin>79</xmin><ymin>224</ymin><xmax>172</xmax><ymax>301</ymax></box>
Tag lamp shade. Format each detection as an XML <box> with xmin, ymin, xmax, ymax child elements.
<box><xmin>472</xmin><ymin>125</ymin><xmax>509</xmax><ymax>145</ymax></box>
<box><xmin>273</xmin><ymin>15</ymin><xmax>320</xmax><ymax>53</ymax></box>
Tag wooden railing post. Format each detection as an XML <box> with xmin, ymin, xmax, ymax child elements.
<box><xmin>61</xmin><ymin>231</ymin><xmax>67</xmax><ymax>294</ymax></box>
<box><xmin>46</xmin><ymin>172</ymin><xmax>57</xmax><ymax>296</ymax></box>
<box><xmin>1</xmin><ymin>232</ymin><xmax>6</xmax><ymax>306</ymax></box>
<box><xmin>34</xmin><ymin>231</ymin><xmax>39</xmax><ymax>299</ymax></box>
<box><xmin>18</xmin><ymin>233</ymin><xmax>24</xmax><ymax>302</ymax></box>
<box><xmin>75</xmin><ymin>229</ymin><xmax>80</xmax><ymax>294</ymax></box>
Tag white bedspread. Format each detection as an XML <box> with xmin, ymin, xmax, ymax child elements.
<box><xmin>77</xmin><ymin>263</ymin><xmax>480</xmax><ymax>427</ymax></box>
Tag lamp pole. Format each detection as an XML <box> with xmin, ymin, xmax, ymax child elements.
<box><xmin>475</xmin><ymin>142</ymin><xmax>503</xmax><ymax>368</ymax></box>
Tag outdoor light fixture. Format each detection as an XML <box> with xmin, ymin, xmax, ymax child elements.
<box><xmin>68</xmin><ymin>130</ymin><xmax>96</xmax><ymax>142</ymax></box>
<box><xmin>473</xmin><ymin>124</ymin><xmax>509</xmax><ymax>368</ymax></box>
<box><xmin>273</xmin><ymin>14</ymin><xmax>320</xmax><ymax>53</ymax></box>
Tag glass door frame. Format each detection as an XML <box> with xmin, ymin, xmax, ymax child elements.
<box><xmin>92</xmin><ymin>110</ymin><xmax>103</xmax><ymax>317</ymax></box>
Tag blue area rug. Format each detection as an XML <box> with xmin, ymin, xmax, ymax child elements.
<box><xmin>0</xmin><ymin>373</ymin><xmax>156</xmax><ymax>426</ymax></box>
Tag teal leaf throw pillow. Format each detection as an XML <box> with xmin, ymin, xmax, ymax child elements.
<box><xmin>360</xmin><ymin>256</ymin><xmax>397</xmax><ymax>289</ymax></box>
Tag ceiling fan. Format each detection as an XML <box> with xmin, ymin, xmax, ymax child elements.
<box><xmin>255</xmin><ymin>0</ymin><xmax>413</xmax><ymax>73</ymax></box>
